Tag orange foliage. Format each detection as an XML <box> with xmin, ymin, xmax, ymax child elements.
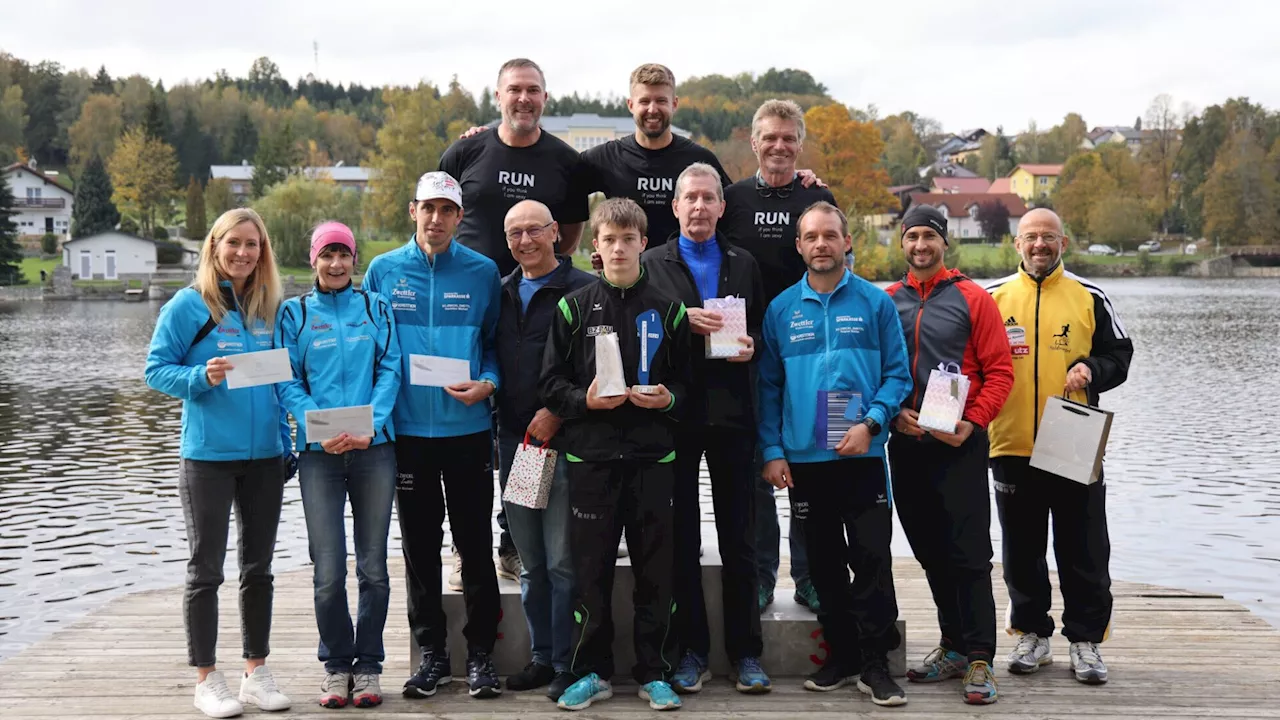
<box><xmin>800</xmin><ymin>104</ymin><xmax>897</xmax><ymax>215</ymax></box>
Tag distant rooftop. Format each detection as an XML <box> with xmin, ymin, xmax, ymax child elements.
<box><xmin>485</xmin><ymin>113</ymin><xmax>692</xmax><ymax>138</ymax></box>
<box><xmin>209</xmin><ymin>164</ymin><xmax>374</xmax><ymax>182</ymax></box>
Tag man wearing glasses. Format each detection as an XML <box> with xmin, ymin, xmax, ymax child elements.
<box><xmin>495</xmin><ymin>200</ymin><xmax>595</xmax><ymax>699</ymax></box>
<box><xmin>719</xmin><ymin>99</ymin><xmax>837</xmax><ymax>615</ymax></box>
<box><xmin>985</xmin><ymin>208</ymin><xmax>1133</xmax><ymax>686</ymax></box>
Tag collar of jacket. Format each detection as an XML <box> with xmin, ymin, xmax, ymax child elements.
<box><xmin>310</xmin><ymin>279</ymin><xmax>354</xmax><ymax>304</ymax></box>
<box><xmin>502</xmin><ymin>254</ymin><xmax>573</xmax><ymax>295</ymax></box>
<box><xmin>904</xmin><ymin>265</ymin><xmax>962</xmax><ymax>296</ymax></box>
<box><xmin>601</xmin><ymin>265</ymin><xmax>648</xmax><ymax>296</ymax></box>
<box><xmin>663</xmin><ymin>233</ymin><xmax>736</xmax><ymax>262</ymax></box>
<box><xmin>799</xmin><ymin>268</ymin><xmax>852</xmax><ymax>303</ymax></box>
<box><xmin>216</xmin><ymin>279</ymin><xmax>240</xmax><ymax>309</ymax></box>
<box><xmin>409</xmin><ymin>234</ymin><xmax>458</xmax><ymax>269</ymax></box>
<box><xmin>1017</xmin><ymin>259</ymin><xmax>1065</xmax><ymax>287</ymax></box>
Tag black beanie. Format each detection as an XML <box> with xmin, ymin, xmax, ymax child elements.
<box><xmin>901</xmin><ymin>205</ymin><xmax>948</xmax><ymax>245</ymax></box>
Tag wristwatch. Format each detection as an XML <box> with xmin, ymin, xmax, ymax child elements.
<box><xmin>862</xmin><ymin>417</ymin><xmax>881</xmax><ymax>435</ymax></box>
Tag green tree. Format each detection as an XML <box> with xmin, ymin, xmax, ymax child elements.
<box><xmin>68</xmin><ymin>93</ymin><xmax>123</xmax><ymax>176</ymax></box>
<box><xmin>1054</xmin><ymin>152</ymin><xmax>1118</xmax><ymax>238</ymax></box>
<box><xmin>881</xmin><ymin>116</ymin><xmax>926</xmax><ymax>185</ymax></box>
<box><xmin>90</xmin><ymin>65</ymin><xmax>114</xmax><ymax>95</ymax></box>
<box><xmin>204</xmin><ymin>177</ymin><xmax>237</xmax><ymax>218</ymax></box>
<box><xmin>1088</xmin><ymin>196</ymin><xmax>1151</xmax><ymax>251</ymax></box>
<box><xmin>477</xmin><ymin>87</ymin><xmax>498</xmax><ymax>124</ymax></box>
<box><xmin>175</xmin><ymin>110</ymin><xmax>214</xmax><ymax>187</ymax></box>
<box><xmin>142</xmin><ymin>87</ymin><xmax>171</xmax><ymax>142</ymax></box>
<box><xmin>22</xmin><ymin>60</ymin><xmax>66</xmax><ymax>165</ymax></box>
<box><xmin>1201</xmin><ymin>127</ymin><xmax>1280</xmax><ymax>245</ymax></box>
<box><xmin>253</xmin><ymin>175</ymin><xmax>362</xmax><ymax>267</ymax></box>
<box><xmin>0</xmin><ymin>84</ymin><xmax>27</xmax><ymax>164</ymax></box>
<box><xmin>227</xmin><ymin>109</ymin><xmax>259</xmax><ymax>163</ymax></box>
<box><xmin>71</xmin><ymin>156</ymin><xmax>121</xmax><ymax>238</ymax></box>
<box><xmin>364</xmin><ymin>83</ymin><xmax>448</xmax><ymax>237</ymax></box>
<box><xmin>185</xmin><ymin>175</ymin><xmax>207</xmax><ymax>240</ymax></box>
<box><xmin>0</xmin><ymin>175</ymin><xmax>23</xmax><ymax>285</ymax></box>
<box><xmin>251</xmin><ymin>121</ymin><xmax>302</xmax><ymax>198</ymax></box>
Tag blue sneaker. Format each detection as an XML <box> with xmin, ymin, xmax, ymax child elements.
<box><xmin>556</xmin><ymin>673</ymin><xmax>612</xmax><ymax>711</ymax></box>
<box><xmin>907</xmin><ymin>646</ymin><xmax>967</xmax><ymax>683</ymax></box>
<box><xmin>671</xmin><ymin>651</ymin><xmax>710</xmax><ymax>694</ymax></box>
<box><xmin>639</xmin><ymin>680</ymin><xmax>682</xmax><ymax>710</ymax></box>
<box><xmin>734</xmin><ymin>657</ymin><xmax>772</xmax><ymax>693</ymax></box>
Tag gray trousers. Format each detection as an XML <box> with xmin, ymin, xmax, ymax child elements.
<box><xmin>179</xmin><ymin>456</ymin><xmax>286</xmax><ymax>667</ymax></box>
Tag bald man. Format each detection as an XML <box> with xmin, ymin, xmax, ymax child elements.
<box><xmin>495</xmin><ymin>200</ymin><xmax>595</xmax><ymax>698</ymax></box>
<box><xmin>985</xmin><ymin>208</ymin><xmax>1133</xmax><ymax>686</ymax></box>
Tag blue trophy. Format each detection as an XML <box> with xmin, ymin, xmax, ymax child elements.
<box><xmin>634</xmin><ymin>309</ymin><xmax>664</xmax><ymax>394</ymax></box>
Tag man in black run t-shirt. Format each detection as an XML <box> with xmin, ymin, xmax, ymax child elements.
<box><xmin>581</xmin><ymin>63</ymin><xmax>730</xmax><ymax>243</ymax></box>
<box><xmin>439</xmin><ymin>58</ymin><xmax>593</xmax><ymax>278</ymax></box>
<box><xmin>718</xmin><ymin>98</ymin><xmax>836</xmax><ymax>617</ymax></box>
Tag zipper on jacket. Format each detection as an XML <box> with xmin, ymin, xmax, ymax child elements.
<box><xmin>1032</xmin><ymin>279</ymin><xmax>1042</xmax><ymax>439</ymax></box>
<box><xmin>428</xmin><ymin>259</ymin><xmax>436</xmax><ymax>436</ymax></box>
<box><xmin>908</xmin><ymin>285</ymin><xmax>929</xmax><ymax>409</ymax></box>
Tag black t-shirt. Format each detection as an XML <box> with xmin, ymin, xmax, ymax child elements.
<box><xmin>439</xmin><ymin>130</ymin><xmax>592</xmax><ymax>277</ymax></box>
<box><xmin>720</xmin><ymin>178</ymin><xmax>837</xmax><ymax>304</ymax></box>
<box><xmin>582</xmin><ymin>135</ymin><xmax>731</xmax><ymax>244</ymax></box>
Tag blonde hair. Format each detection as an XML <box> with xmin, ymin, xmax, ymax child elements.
<box><xmin>629</xmin><ymin>63</ymin><xmax>676</xmax><ymax>89</ymax></box>
<box><xmin>590</xmin><ymin>197</ymin><xmax>648</xmax><ymax>236</ymax></box>
<box><xmin>751</xmin><ymin>98</ymin><xmax>807</xmax><ymax>143</ymax></box>
<box><xmin>194</xmin><ymin>208</ymin><xmax>283</xmax><ymax>329</ymax></box>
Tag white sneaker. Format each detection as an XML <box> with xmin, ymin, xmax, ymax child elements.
<box><xmin>1069</xmin><ymin>641</ymin><xmax>1109</xmax><ymax>684</ymax></box>
<box><xmin>1006</xmin><ymin>632</ymin><xmax>1053</xmax><ymax>674</ymax></box>
<box><xmin>239</xmin><ymin>665</ymin><xmax>292</xmax><ymax>711</ymax></box>
<box><xmin>194</xmin><ymin>671</ymin><xmax>243</xmax><ymax>719</ymax></box>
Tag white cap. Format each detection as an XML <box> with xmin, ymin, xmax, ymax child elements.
<box><xmin>414</xmin><ymin>171</ymin><xmax>463</xmax><ymax>207</ymax></box>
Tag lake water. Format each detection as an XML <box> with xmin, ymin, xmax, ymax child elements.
<box><xmin>0</xmin><ymin>277</ymin><xmax>1277</xmax><ymax>659</ymax></box>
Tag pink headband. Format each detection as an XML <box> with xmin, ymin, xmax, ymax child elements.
<box><xmin>309</xmin><ymin>222</ymin><xmax>357</xmax><ymax>266</ymax></box>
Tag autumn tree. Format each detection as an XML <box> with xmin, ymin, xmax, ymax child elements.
<box><xmin>71</xmin><ymin>156</ymin><xmax>121</xmax><ymax>237</ymax></box>
<box><xmin>1138</xmin><ymin>94</ymin><xmax>1181</xmax><ymax>232</ymax></box>
<box><xmin>706</xmin><ymin>127</ymin><xmax>756</xmax><ymax>185</ymax></box>
<box><xmin>68</xmin><ymin>93</ymin><xmax>123</xmax><ymax>175</ymax></box>
<box><xmin>1054</xmin><ymin>153</ymin><xmax>1118</xmax><ymax>238</ymax></box>
<box><xmin>1200</xmin><ymin>128</ymin><xmax>1280</xmax><ymax>245</ymax></box>
<box><xmin>0</xmin><ymin>84</ymin><xmax>27</xmax><ymax>164</ymax></box>
<box><xmin>107</xmin><ymin>127</ymin><xmax>178</xmax><ymax>236</ymax></box>
<box><xmin>976</xmin><ymin>200</ymin><xmax>1011</xmax><ymax>242</ymax></box>
<box><xmin>880</xmin><ymin>114</ymin><xmax>927</xmax><ymax>185</ymax></box>
<box><xmin>185</xmin><ymin>176</ymin><xmax>207</xmax><ymax>240</ymax></box>
<box><xmin>253</xmin><ymin>176</ymin><xmax>362</xmax><ymax>267</ymax></box>
<box><xmin>1089</xmin><ymin>196</ymin><xmax>1151</xmax><ymax>251</ymax></box>
<box><xmin>364</xmin><ymin>83</ymin><xmax>448</xmax><ymax>237</ymax></box>
<box><xmin>204</xmin><ymin>177</ymin><xmax>236</xmax><ymax>218</ymax></box>
<box><xmin>800</xmin><ymin>103</ymin><xmax>896</xmax><ymax>216</ymax></box>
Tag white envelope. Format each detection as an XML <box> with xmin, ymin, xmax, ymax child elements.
<box><xmin>409</xmin><ymin>354</ymin><xmax>472</xmax><ymax>387</ymax></box>
<box><xmin>304</xmin><ymin>405</ymin><xmax>375</xmax><ymax>445</ymax></box>
<box><xmin>224</xmin><ymin>348</ymin><xmax>293</xmax><ymax>389</ymax></box>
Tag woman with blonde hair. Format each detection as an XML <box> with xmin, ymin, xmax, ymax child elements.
<box><xmin>145</xmin><ymin>208</ymin><xmax>294</xmax><ymax>718</ymax></box>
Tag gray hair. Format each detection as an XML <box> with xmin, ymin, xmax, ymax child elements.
<box><xmin>751</xmin><ymin>99</ymin><xmax>807</xmax><ymax>143</ymax></box>
<box><xmin>674</xmin><ymin>162</ymin><xmax>724</xmax><ymax>203</ymax></box>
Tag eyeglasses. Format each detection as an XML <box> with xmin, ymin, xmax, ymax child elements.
<box><xmin>506</xmin><ymin>222</ymin><xmax>555</xmax><ymax>243</ymax></box>
<box><xmin>755</xmin><ymin>171</ymin><xmax>795</xmax><ymax>199</ymax></box>
<box><xmin>1019</xmin><ymin>232</ymin><xmax>1062</xmax><ymax>244</ymax></box>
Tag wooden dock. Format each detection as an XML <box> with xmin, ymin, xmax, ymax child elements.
<box><xmin>3</xmin><ymin>557</ymin><xmax>1278</xmax><ymax>719</ymax></box>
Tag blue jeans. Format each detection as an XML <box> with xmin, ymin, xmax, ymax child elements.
<box><xmin>755</xmin><ymin>454</ymin><xmax>810</xmax><ymax>593</ymax></box>
<box><xmin>298</xmin><ymin>442</ymin><xmax>397</xmax><ymax>674</ymax></box>
<box><xmin>497</xmin><ymin>431</ymin><xmax>574</xmax><ymax>671</ymax></box>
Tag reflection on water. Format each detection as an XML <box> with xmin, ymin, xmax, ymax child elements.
<box><xmin>0</xmin><ymin>277</ymin><xmax>1277</xmax><ymax>658</ymax></box>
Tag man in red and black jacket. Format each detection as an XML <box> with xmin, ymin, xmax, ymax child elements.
<box><xmin>884</xmin><ymin>205</ymin><xmax>1014</xmax><ymax>706</ymax></box>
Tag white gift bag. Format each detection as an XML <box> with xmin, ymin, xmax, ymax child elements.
<box><xmin>704</xmin><ymin>296</ymin><xmax>748</xmax><ymax>359</ymax></box>
<box><xmin>502</xmin><ymin>433</ymin><xmax>558</xmax><ymax>509</ymax></box>
<box><xmin>594</xmin><ymin>330</ymin><xmax>627</xmax><ymax>397</ymax></box>
<box><xmin>1030</xmin><ymin>396</ymin><xmax>1114</xmax><ymax>485</ymax></box>
<box><xmin>917</xmin><ymin>362</ymin><xmax>970</xmax><ymax>433</ymax></box>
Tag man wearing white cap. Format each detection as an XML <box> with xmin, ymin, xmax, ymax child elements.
<box><xmin>363</xmin><ymin>171</ymin><xmax>505</xmax><ymax>701</ymax></box>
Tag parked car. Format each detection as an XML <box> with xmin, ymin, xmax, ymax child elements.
<box><xmin>1086</xmin><ymin>244</ymin><xmax>1118</xmax><ymax>256</ymax></box>
<box><xmin>1138</xmin><ymin>240</ymin><xmax>1162</xmax><ymax>253</ymax></box>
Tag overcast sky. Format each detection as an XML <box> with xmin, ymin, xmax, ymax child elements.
<box><xmin>3</xmin><ymin>0</ymin><xmax>1275</xmax><ymax>133</ymax></box>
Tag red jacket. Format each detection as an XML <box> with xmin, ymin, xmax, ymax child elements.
<box><xmin>885</xmin><ymin>267</ymin><xmax>1014</xmax><ymax>429</ymax></box>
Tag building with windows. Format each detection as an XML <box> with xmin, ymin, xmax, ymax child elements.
<box><xmin>904</xmin><ymin>192</ymin><xmax>1028</xmax><ymax>239</ymax></box>
<box><xmin>1008</xmin><ymin>164</ymin><xmax>1063</xmax><ymax>201</ymax></box>
<box><xmin>2</xmin><ymin>162</ymin><xmax>74</xmax><ymax>245</ymax></box>
<box><xmin>61</xmin><ymin>231</ymin><xmax>159</xmax><ymax>280</ymax></box>
<box><xmin>485</xmin><ymin>114</ymin><xmax>692</xmax><ymax>151</ymax></box>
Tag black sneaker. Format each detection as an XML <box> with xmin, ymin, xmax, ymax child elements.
<box><xmin>857</xmin><ymin>660</ymin><xmax>907</xmax><ymax>706</ymax></box>
<box><xmin>403</xmin><ymin>648</ymin><xmax>451</xmax><ymax>698</ymax></box>
<box><xmin>803</xmin><ymin>661</ymin><xmax>856</xmax><ymax>692</ymax></box>
<box><xmin>506</xmin><ymin>661</ymin><xmax>555</xmax><ymax>691</ymax></box>
<box><xmin>546</xmin><ymin>670</ymin><xmax>575</xmax><ymax>701</ymax></box>
<box><xmin>467</xmin><ymin>651</ymin><xmax>501</xmax><ymax>698</ymax></box>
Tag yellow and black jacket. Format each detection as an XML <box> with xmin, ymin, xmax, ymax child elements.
<box><xmin>985</xmin><ymin>262</ymin><xmax>1133</xmax><ymax>458</ymax></box>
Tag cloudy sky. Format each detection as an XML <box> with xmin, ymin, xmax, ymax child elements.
<box><xmin>3</xmin><ymin>0</ymin><xmax>1275</xmax><ymax>133</ymax></box>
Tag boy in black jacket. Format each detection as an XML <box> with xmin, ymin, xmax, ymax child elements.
<box><xmin>540</xmin><ymin>198</ymin><xmax>690</xmax><ymax>712</ymax></box>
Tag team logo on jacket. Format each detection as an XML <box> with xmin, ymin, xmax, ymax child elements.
<box><xmin>586</xmin><ymin>325</ymin><xmax>614</xmax><ymax>337</ymax></box>
<box><xmin>311</xmin><ymin>322</ymin><xmax>332</xmax><ymax>332</ymax></box>
<box><xmin>1051</xmin><ymin>323</ymin><xmax>1071</xmax><ymax>351</ymax></box>
<box><xmin>1005</xmin><ymin>322</ymin><xmax>1028</xmax><ymax>357</ymax></box>
<box><xmin>216</xmin><ymin>340</ymin><xmax>244</xmax><ymax>351</ymax></box>
<box><xmin>217</xmin><ymin>326</ymin><xmax>240</xmax><ymax>336</ymax></box>
<box><xmin>442</xmin><ymin>291</ymin><xmax>470</xmax><ymax>312</ymax></box>
<box><xmin>1004</xmin><ymin>316</ymin><xmax>1017</xmax><ymax>326</ymax></box>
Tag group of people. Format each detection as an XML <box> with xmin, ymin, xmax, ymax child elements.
<box><xmin>144</xmin><ymin>58</ymin><xmax>1134</xmax><ymax>719</ymax></box>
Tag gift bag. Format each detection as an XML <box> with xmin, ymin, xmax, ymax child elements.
<box><xmin>1030</xmin><ymin>395</ymin><xmax>1114</xmax><ymax>485</ymax></box>
<box><xmin>502</xmin><ymin>433</ymin><xmax>558</xmax><ymax>509</ymax></box>
<box><xmin>917</xmin><ymin>362</ymin><xmax>971</xmax><ymax>433</ymax></box>
<box><xmin>594</xmin><ymin>330</ymin><xmax>627</xmax><ymax>397</ymax></box>
<box><xmin>704</xmin><ymin>296</ymin><xmax>748</xmax><ymax>359</ymax></box>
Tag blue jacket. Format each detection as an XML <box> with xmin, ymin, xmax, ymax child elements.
<box><xmin>276</xmin><ymin>282</ymin><xmax>402</xmax><ymax>452</ymax></box>
<box><xmin>363</xmin><ymin>237</ymin><xmax>501</xmax><ymax>438</ymax></box>
<box><xmin>144</xmin><ymin>284</ymin><xmax>289</xmax><ymax>461</ymax></box>
<box><xmin>757</xmin><ymin>270</ymin><xmax>912</xmax><ymax>465</ymax></box>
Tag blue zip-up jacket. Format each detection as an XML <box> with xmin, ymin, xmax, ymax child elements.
<box><xmin>144</xmin><ymin>284</ymin><xmax>288</xmax><ymax>461</ymax></box>
<box><xmin>363</xmin><ymin>237</ymin><xmax>501</xmax><ymax>438</ymax></box>
<box><xmin>757</xmin><ymin>270</ymin><xmax>912</xmax><ymax>465</ymax></box>
<box><xmin>276</xmin><ymin>282</ymin><xmax>402</xmax><ymax>452</ymax></box>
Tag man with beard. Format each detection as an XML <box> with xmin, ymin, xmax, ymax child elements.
<box><xmin>757</xmin><ymin>202</ymin><xmax>911</xmax><ymax>707</ymax></box>
<box><xmin>884</xmin><ymin>205</ymin><xmax>1014</xmax><ymax>704</ymax></box>
<box><xmin>985</xmin><ymin>208</ymin><xmax>1133</xmax><ymax>686</ymax></box>
<box><xmin>718</xmin><ymin>98</ymin><xmax>836</xmax><ymax>615</ymax></box>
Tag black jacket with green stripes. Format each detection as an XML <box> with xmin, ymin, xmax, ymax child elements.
<box><xmin>539</xmin><ymin>268</ymin><xmax>691</xmax><ymax>463</ymax></box>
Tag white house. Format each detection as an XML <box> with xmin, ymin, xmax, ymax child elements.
<box><xmin>904</xmin><ymin>192</ymin><xmax>1029</xmax><ymax>240</ymax></box>
<box><xmin>3</xmin><ymin>162</ymin><xmax>74</xmax><ymax>242</ymax></box>
<box><xmin>61</xmin><ymin>231</ymin><xmax>158</xmax><ymax>280</ymax></box>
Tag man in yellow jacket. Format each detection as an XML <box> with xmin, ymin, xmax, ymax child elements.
<box><xmin>985</xmin><ymin>208</ymin><xmax>1133</xmax><ymax>686</ymax></box>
